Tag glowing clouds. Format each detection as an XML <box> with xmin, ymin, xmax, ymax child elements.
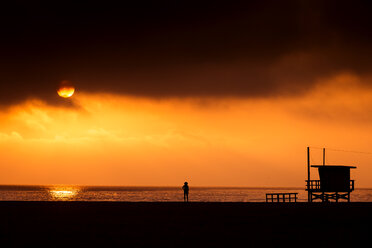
<box><xmin>1</xmin><ymin>75</ymin><xmax>372</xmax><ymax>186</ymax></box>
<box><xmin>57</xmin><ymin>80</ymin><xmax>75</xmax><ymax>98</ymax></box>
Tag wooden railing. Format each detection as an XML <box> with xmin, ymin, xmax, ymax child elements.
<box><xmin>305</xmin><ymin>180</ymin><xmax>354</xmax><ymax>191</ymax></box>
<box><xmin>266</xmin><ymin>193</ymin><xmax>298</xmax><ymax>202</ymax></box>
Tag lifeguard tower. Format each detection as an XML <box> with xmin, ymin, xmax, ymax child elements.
<box><xmin>305</xmin><ymin>147</ymin><xmax>356</xmax><ymax>202</ymax></box>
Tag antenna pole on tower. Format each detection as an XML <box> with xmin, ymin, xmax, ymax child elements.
<box><xmin>323</xmin><ymin>148</ymin><xmax>326</xmax><ymax>166</ymax></box>
<box><xmin>307</xmin><ymin>146</ymin><xmax>311</xmax><ymax>202</ymax></box>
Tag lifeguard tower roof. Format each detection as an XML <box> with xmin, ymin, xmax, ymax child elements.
<box><xmin>311</xmin><ymin>165</ymin><xmax>356</xmax><ymax>169</ymax></box>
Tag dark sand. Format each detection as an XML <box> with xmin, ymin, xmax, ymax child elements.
<box><xmin>0</xmin><ymin>202</ymin><xmax>371</xmax><ymax>247</ymax></box>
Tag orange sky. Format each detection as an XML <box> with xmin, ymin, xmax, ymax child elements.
<box><xmin>0</xmin><ymin>73</ymin><xmax>371</xmax><ymax>187</ymax></box>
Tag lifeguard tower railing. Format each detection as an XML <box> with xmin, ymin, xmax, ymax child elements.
<box><xmin>306</xmin><ymin>179</ymin><xmax>355</xmax><ymax>192</ymax></box>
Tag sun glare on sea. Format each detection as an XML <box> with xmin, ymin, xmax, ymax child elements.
<box><xmin>48</xmin><ymin>186</ymin><xmax>80</xmax><ymax>200</ymax></box>
<box><xmin>57</xmin><ymin>86</ymin><xmax>75</xmax><ymax>98</ymax></box>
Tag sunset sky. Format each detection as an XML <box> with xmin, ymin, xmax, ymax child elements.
<box><xmin>1</xmin><ymin>1</ymin><xmax>372</xmax><ymax>187</ymax></box>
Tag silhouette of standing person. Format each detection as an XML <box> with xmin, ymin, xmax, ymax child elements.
<box><xmin>182</xmin><ymin>182</ymin><xmax>189</xmax><ymax>202</ymax></box>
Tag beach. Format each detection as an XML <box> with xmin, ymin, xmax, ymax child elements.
<box><xmin>0</xmin><ymin>202</ymin><xmax>370</xmax><ymax>247</ymax></box>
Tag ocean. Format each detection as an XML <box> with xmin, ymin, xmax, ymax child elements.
<box><xmin>1</xmin><ymin>185</ymin><xmax>372</xmax><ymax>202</ymax></box>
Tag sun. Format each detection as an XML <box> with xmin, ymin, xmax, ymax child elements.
<box><xmin>57</xmin><ymin>86</ymin><xmax>75</xmax><ymax>98</ymax></box>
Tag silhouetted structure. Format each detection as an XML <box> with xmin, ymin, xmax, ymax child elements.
<box><xmin>306</xmin><ymin>147</ymin><xmax>356</xmax><ymax>202</ymax></box>
<box><xmin>182</xmin><ymin>182</ymin><xmax>189</xmax><ymax>202</ymax></box>
<box><xmin>266</xmin><ymin>193</ymin><xmax>298</xmax><ymax>202</ymax></box>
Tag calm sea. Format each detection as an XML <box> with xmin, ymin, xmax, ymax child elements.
<box><xmin>0</xmin><ymin>185</ymin><xmax>372</xmax><ymax>202</ymax></box>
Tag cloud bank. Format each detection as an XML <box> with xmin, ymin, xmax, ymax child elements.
<box><xmin>1</xmin><ymin>1</ymin><xmax>372</xmax><ymax>105</ymax></box>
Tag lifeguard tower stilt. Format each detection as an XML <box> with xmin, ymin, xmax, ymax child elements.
<box><xmin>306</xmin><ymin>147</ymin><xmax>356</xmax><ymax>202</ymax></box>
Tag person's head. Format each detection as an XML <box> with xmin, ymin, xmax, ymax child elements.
<box><xmin>184</xmin><ymin>182</ymin><xmax>188</xmax><ymax>185</ymax></box>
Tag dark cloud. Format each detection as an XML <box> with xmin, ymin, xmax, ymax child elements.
<box><xmin>1</xmin><ymin>1</ymin><xmax>372</xmax><ymax>105</ymax></box>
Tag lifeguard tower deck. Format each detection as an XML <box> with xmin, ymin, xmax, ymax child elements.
<box><xmin>306</xmin><ymin>147</ymin><xmax>356</xmax><ymax>202</ymax></box>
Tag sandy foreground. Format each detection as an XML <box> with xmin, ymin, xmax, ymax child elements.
<box><xmin>0</xmin><ymin>202</ymin><xmax>370</xmax><ymax>247</ymax></box>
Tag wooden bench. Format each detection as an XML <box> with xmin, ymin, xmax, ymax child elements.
<box><xmin>266</xmin><ymin>193</ymin><xmax>298</xmax><ymax>202</ymax></box>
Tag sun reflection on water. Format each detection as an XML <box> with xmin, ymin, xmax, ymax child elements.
<box><xmin>48</xmin><ymin>186</ymin><xmax>81</xmax><ymax>201</ymax></box>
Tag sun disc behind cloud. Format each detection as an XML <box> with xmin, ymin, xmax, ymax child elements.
<box><xmin>57</xmin><ymin>86</ymin><xmax>75</xmax><ymax>98</ymax></box>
